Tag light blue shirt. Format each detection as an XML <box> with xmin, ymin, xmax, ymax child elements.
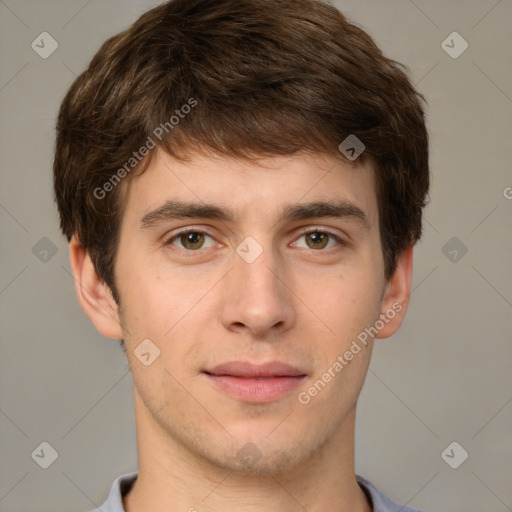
<box><xmin>86</xmin><ymin>472</ymin><xmax>423</xmax><ymax>511</ymax></box>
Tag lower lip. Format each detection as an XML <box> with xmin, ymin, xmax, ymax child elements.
<box><xmin>204</xmin><ymin>374</ymin><xmax>306</xmax><ymax>403</ymax></box>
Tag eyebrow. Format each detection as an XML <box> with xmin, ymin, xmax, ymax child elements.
<box><xmin>139</xmin><ymin>199</ymin><xmax>370</xmax><ymax>230</ymax></box>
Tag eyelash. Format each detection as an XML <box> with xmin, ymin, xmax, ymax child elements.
<box><xmin>164</xmin><ymin>227</ymin><xmax>345</xmax><ymax>254</ymax></box>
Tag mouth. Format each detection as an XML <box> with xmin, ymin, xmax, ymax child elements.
<box><xmin>202</xmin><ymin>361</ymin><xmax>307</xmax><ymax>403</ymax></box>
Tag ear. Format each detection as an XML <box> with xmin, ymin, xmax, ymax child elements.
<box><xmin>375</xmin><ymin>245</ymin><xmax>414</xmax><ymax>339</ymax></box>
<box><xmin>68</xmin><ymin>235</ymin><xmax>123</xmax><ymax>340</ymax></box>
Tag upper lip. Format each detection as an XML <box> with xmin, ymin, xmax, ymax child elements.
<box><xmin>204</xmin><ymin>361</ymin><xmax>307</xmax><ymax>378</ymax></box>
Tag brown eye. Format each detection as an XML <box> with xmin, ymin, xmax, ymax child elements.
<box><xmin>166</xmin><ymin>230</ymin><xmax>215</xmax><ymax>251</ymax></box>
<box><xmin>180</xmin><ymin>232</ymin><xmax>205</xmax><ymax>250</ymax></box>
<box><xmin>305</xmin><ymin>232</ymin><xmax>329</xmax><ymax>249</ymax></box>
<box><xmin>294</xmin><ymin>230</ymin><xmax>342</xmax><ymax>251</ymax></box>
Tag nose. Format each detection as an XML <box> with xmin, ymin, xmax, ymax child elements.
<box><xmin>219</xmin><ymin>241</ymin><xmax>296</xmax><ymax>338</ymax></box>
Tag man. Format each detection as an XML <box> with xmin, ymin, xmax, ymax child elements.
<box><xmin>53</xmin><ymin>0</ymin><xmax>429</xmax><ymax>510</ymax></box>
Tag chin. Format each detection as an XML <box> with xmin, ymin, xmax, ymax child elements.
<box><xmin>198</xmin><ymin>435</ymin><xmax>316</xmax><ymax>477</ymax></box>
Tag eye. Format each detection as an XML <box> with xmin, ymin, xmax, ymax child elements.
<box><xmin>293</xmin><ymin>229</ymin><xmax>344</xmax><ymax>251</ymax></box>
<box><xmin>164</xmin><ymin>228</ymin><xmax>345</xmax><ymax>253</ymax></box>
<box><xmin>165</xmin><ymin>230</ymin><xmax>216</xmax><ymax>251</ymax></box>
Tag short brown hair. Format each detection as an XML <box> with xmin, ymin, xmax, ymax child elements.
<box><xmin>53</xmin><ymin>0</ymin><xmax>429</xmax><ymax>303</ymax></box>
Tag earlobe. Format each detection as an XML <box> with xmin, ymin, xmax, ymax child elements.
<box><xmin>375</xmin><ymin>245</ymin><xmax>414</xmax><ymax>339</ymax></box>
<box><xmin>68</xmin><ymin>235</ymin><xmax>124</xmax><ymax>340</ymax></box>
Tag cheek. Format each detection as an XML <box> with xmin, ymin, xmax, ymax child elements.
<box><xmin>324</xmin><ymin>265</ymin><xmax>383</xmax><ymax>327</ymax></box>
<box><xmin>118</xmin><ymin>263</ymin><xmax>212</xmax><ymax>367</ymax></box>
<box><xmin>116</xmin><ymin>258</ymin><xmax>170</xmax><ymax>345</ymax></box>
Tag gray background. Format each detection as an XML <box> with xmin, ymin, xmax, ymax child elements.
<box><xmin>1</xmin><ymin>0</ymin><xmax>511</xmax><ymax>511</ymax></box>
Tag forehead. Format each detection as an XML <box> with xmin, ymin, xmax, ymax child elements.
<box><xmin>121</xmin><ymin>148</ymin><xmax>378</xmax><ymax>227</ymax></box>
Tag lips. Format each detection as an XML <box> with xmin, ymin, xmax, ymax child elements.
<box><xmin>203</xmin><ymin>361</ymin><xmax>307</xmax><ymax>403</ymax></box>
<box><xmin>204</xmin><ymin>361</ymin><xmax>307</xmax><ymax>379</ymax></box>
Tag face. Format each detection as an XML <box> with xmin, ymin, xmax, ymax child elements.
<box><xmin>100</xmin><ymin>148</ymin><xmax>405</xmax><ymax>475</ymax></box>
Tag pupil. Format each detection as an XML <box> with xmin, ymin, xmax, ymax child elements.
<box><xmin>309</xmin><ymin>232</ymin><xmax>326</xmax><ymax>249</ymax></box>
<box><xmin>184</xmin><ymin>232</ymin><xmax>203</xmax><ymax>249</ymax></box>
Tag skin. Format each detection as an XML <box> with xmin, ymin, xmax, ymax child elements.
<box><xmin>70</xmin><ymin>147</ymin><xmax>413</xmax><ymax>512</ymax></box>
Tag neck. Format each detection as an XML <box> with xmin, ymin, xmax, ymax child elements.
<box><xmin>123</xmin><ymin>390</ymin><xmax>372</xmax><ymax>512</ymax></box>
